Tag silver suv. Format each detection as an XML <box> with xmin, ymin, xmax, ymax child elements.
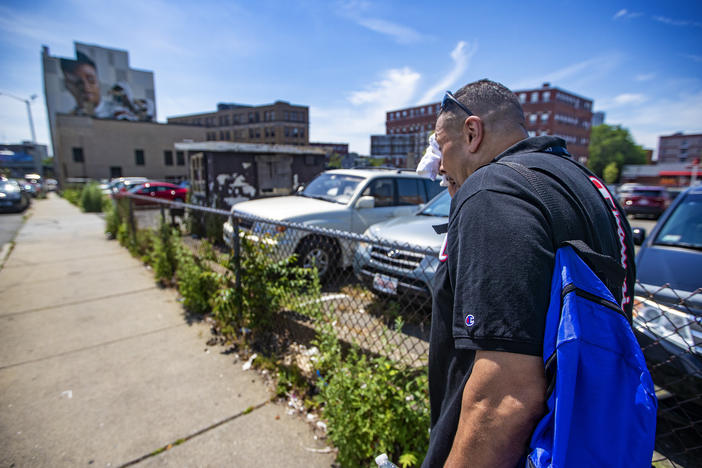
<box><xmin>223</xmin><ymin>168</ymin><xmax>442</xmax><ymax>279</ymax></box>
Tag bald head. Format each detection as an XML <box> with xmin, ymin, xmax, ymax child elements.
<box><xmin>435</xmin><ymin>80</ymin><xmax>528</xmax><ymax>186</ymax></box>
<box><xmin>440</xmin><ymin>79</ymin><xmax>526</xmax><ymax>136</ymax></box>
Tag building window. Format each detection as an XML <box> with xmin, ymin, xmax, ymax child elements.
<box><xmin>529</xmin><ymin>114</ymin><xmax>537</xmax><ymax>123</ymax></box>
<box><xmin>110</xmin><ymin>166</ymin><xmax>122</xmax><ymax>178</ymax></box>
<box><xmin>543</xmin><ymin>91</ymin><xmax>550</xmax><ymax>102</ymax></box>
<box><xmin>164</xmin><ymin>150</ymin><xmax>173</xmax><ymax>166</ymax></box>
<box><xmin>135</xmin><ymin>149</ymin><xmax>145</xmax><ymax>166</ymax></box>
<box><xmin>176</xmin><ymin>151</ymin><xmax>185</xmax><ymax>166</ymax></box>
<box><xmin>519</xmin><ymin>93</ymin><xmax>526</xmax><ymax>104</ymax></box>
<box><xmin>72</xmin><ymin>147</ymin><xmax>84</xmax><ymax>163</ymax></box>
<box><xmin>530</xmin><ymin>92</ymin><xmax>539</xmax><ymax>103</ymax></box>
<box><xmin>249</xmin><ymin>128</ymin><xmax>255</xmax><ymax>138</ymax></box>
<box><xmin>540</xmin><ymin>113</ymin><xmax>549</xmax><ymax>122</ymax></box>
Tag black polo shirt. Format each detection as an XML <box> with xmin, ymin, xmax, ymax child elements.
<box><xmin>422</xmin><ymin>136</ymin><xmax>635</xmax><ymax>467</ymax></box>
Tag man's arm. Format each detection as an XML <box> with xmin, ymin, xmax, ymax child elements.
<box><xmin>444</xmin><ymin>350</ymin><xmax>546</xmax><ymax>468</ymax></box>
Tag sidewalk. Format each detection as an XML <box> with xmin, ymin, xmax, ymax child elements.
<box><xmin>0</xmin><ymin>195</ymin><xmax>335</xmax><ymax>467</ymax></box>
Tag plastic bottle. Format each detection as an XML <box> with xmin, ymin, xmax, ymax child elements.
<box><xmin>375</xmin><ymin>453</ymin><xmax>399</xmax><ymax>468</ymax></box>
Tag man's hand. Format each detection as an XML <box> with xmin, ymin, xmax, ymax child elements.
<box><xmin>444</xmin><ymin>350</ymin><xmax>546</xmax><ymax>468</ymax></box>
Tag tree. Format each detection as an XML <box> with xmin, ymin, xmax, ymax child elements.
<box><xmin>588</xmin><ymin>124</ymin><xmax>647</xmax><ymax>181</ymax></box>
<box><xmin>326</xmin><ymin>152</ymin><xmax>342</xmax><ymax>169</ymax></box>
<box><xmin>603</xmin><ymin>162</ymin><xmax>619</xmax><ymax>184</ymax></box>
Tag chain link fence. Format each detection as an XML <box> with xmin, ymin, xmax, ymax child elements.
<box><xmin>123</xmin><ymin>193</ymin><xmax>701</xmax><ymax>467</ymax></box>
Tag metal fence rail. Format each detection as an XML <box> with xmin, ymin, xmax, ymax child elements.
<box><xmin>122</xmin><ymin>193</ymin><xmax>702</xmax><ymax>466</ymax></box>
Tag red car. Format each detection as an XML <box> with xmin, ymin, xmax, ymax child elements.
<box><xmin>127</xmin><ymin>181</ymin><xmax>188</xmax><ymax>205</ymax></box>
<box><xmin>619</xmin><ymin>185</ymin><xmax>671</xmax><ymax>219</ymax></box>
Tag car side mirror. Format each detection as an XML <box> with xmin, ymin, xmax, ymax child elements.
<box><xmin>356</xmin><ymin>196</ymin><xmax>375</xmax><ymax>209</ymax></box>
<box><xmin>632</xmin><ymin>227</ymin><xmax>646</xmax><ymax>246</ymax></box>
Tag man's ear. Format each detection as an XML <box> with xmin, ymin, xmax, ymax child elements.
<box><xmin>462</xmin><ymin>116</ymin><xmax>484</xmax><ymax>153</ymax></box>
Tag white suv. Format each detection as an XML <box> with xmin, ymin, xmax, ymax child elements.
<box><xmin>223</xmin><ymin>168</ymin><xmax>442</xmax><ymax>279</ymax></box>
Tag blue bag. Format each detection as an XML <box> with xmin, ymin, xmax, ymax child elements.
<box><xmin>526</xmin><ymin>243</ymin><xmax>658</xmax><ymax>468</ymax></box>
<box><xmin>495</xmin><ymin>159</ymin><xmax>657</xmax><ymax>467</ymax></box>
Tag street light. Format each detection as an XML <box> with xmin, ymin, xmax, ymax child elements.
<box><xmin>0</xmin><ymin>91</ymin><xmax>38</xmax><ymax>143</ymax></box>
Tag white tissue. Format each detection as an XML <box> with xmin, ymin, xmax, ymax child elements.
<box><xmin>416</xmin><ymin>133</ymin><xmax>442</xmax><ymax>181</ymax></box>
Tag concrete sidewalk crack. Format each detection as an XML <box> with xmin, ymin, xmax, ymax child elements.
<box><xmin>118</xmin><ymin>400</ymin><xmax>270</xmax><ymax>467</ymax></box>
<box><xmin>0</xmin><ymin>286</ymin><xmax>159</xmax><ymax>318</ymax></box>
<box><xmin>0</xmin><ymin>323</ymin><xmax>186</xmax><ymax>371</ymax></box>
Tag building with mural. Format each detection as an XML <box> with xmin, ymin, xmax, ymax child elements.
<box><xmin>42</xmin><ymin>42</ymin><xmax>202</xmax><ymax>184</ymax></box>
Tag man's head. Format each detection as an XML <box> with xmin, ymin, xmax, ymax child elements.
<box><xmin>436</xmin><ymin>79</ymin><xmax>527</xmax><ymax>187</ymax></box>
<box><xmin>60</xmin><ymin>52</ymin><xmax>101</xmax><ymax>113</ymax></box>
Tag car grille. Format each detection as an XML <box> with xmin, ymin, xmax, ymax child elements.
<box><xmin>370</xmin><ymin>246</ymin><xmax>424</xmax><ymax>272</ymax></box>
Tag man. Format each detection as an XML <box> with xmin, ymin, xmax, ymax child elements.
<box><xmin>423</xmin><ymin>80</ymin><xmax>635</xmax><ymax>467</ymax></box>
<box><xmin>60</xmin><ymin>52</ymin><xmax>102</xmax><ymax>116</ymax></box>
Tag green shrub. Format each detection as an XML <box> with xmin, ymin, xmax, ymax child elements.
<box><xmin>61</xmin><ymin>188</ymin><xmax>82</xmax><ymax>206</ymax></box>
<box><xmin>216</xmin><ymin>236</ymin><xmax>314</xmax><ymax>337</ymax></box>
<box><xmin>104</xmin><ymin>204</ymin><xmax>120</xmax><ymax>238</ymax></box>
<box><xmin>151</xmin><ymin>222</ymin><xmax>178</xmax><ymax>284</ymax></box>
<box><xmin>175</xmin><ymin>243</ymin><xmax>222</xmax><ymax>315</ymax></box>
<box><xmin>317</xmin><ymin>352</ymin><xmax>429</xmax><ymax>467</ymax></box>
<box><xmin>80</xmin><ymin>183</ymin><xmax>103</xmax><ymax>212</ymax></box>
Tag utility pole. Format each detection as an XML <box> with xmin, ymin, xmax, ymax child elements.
<box><xmin>0</xmin><ymin>92</ymin><xmax>37</xmax><ymax>143</ymax></box>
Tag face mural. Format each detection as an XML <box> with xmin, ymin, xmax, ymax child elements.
<box><xmin>59</xmin><ymin>51</ymin><xmax>154</xmax><ymax>122</ymax></box>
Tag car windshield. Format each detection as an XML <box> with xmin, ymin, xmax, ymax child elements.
<box><xmin>128</xmin><ymin>184</ymin><xmax>146</xmax><ymax>193</ymax></box>
<box><xmin>654</xmin><ymin>193</ymin><xmax>702</xmax><ymax>251</ymax></box>
<box><xmin>300</xmin><ymin>173</ymin><xmax>363</xmax><ymax>204</ymax></box>
<box><xmin>419</xmin><ymin>189</ymin><xmax>450</xmax><ymax>217</ymax></box>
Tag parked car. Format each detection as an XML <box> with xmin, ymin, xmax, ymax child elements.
<box><xmin>632</xmin><ymin>184</ymin><xmax>702</xmax><ymax>422</ymax></box>
<box><xmin>353</xmin><ymin>189</ymin><xmax>449</xmax><ymax>302</ymax></box>
<box><xmin>0</xmin><ymin>179</ymin><xmax>31</xmax><ymax>212</ymax></box>
<box><xmin>109</xmin><ymin>177</ymin><xmax>149</xmax><ymax>196</ymax></box>
<box><xmin>44</xmin><ymin>178</ymin><xmax>58</xmax><ymax>192</ymax></box>
<box><xmin>223</xmin><ymin>168</ymin><xmax>443</xmax><ymax>280</ymax></box>
<box><xmin>619</xmin><ymin>185</ymin><xmax>671</xmax><ymax>218</ymax></box>
<box><xmin>125</xmin><ymin>181</ymin><xmax>188</xmax><ymax>205</ymax></box>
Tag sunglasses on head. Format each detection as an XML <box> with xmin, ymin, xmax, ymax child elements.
<box><xmin>441</xmin><ymin>91</ymin><xmax>474</xmax><ymax>117</ymax></box>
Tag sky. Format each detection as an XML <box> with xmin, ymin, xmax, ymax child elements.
<box><xmin>1</xmin><ymin>0</ymin><xmax>701</xmax><ymax>157</ymax></box>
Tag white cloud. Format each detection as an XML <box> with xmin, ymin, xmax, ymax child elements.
<box><xmin>681</xmin><ymin>53</ymin><xmax>702</xmax><ymax>63</ymax></box>
<box><xmin>416</xmin><ymin>41</ymin><xmax>478</xmax><ymax>105</ymax></box>
<box><xmin>652</xmin><ymin>16</ymin><xmax>702</xmax><ymax>28</ymax></box>
<box><xmin>310</xmin><ymin>67</ymin><xmax>421</xmax><ymax>153</ymax></box>
<box><xmin>613</xmin><ymin>9</ymin><xmax>642</xmax><ymax>20</ymax></box>
<box><xmin>512</xmin><ymin>54</ymin><xmax>621</xmax><ymax>91</ymax></box>
<box><xmin>355</xmin><ymin>18</ymin><xmax>424</xmax><ymax>44</ymax></box>
<box><xmin>337</xmin><ymin>0</ymin><xmax>426</xmax><ymax>44</ymax></box>
<box><xmin>613</xmin><ymin>93</ymin><xmax>647</xmax><ymax>106</ymax></box>
<box><xmin>605</xmin><ymin>90</ymin><xmax>702</xmax><ymax>151</ymax></box>
<box><xmin>635</xmin><ymin>73</ymin><xmax>655</xmax><ymax>81</ymax></box>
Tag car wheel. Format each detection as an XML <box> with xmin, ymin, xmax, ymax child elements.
<box><xmin>296</xmin><ymin>236</ymin><xmax>338</xmax><ymax>282</ymax></box>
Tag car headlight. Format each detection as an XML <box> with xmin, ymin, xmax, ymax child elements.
<box><xmin>633</xmin><ymin>297</ymin><xmax>702</xmax><ymax>354</ymax></box>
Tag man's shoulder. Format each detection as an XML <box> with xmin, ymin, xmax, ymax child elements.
<box><xmin>453</xmin><ymin>161</ymin><xmax>536</xmax><ymax>209</ymax></box>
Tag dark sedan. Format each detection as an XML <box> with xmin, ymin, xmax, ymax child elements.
<box><xmin>0</xmin><ymin>179</ymin><xmax>31</xmax><ymax>213</ymax></box>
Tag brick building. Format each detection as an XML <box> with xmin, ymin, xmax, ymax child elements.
<box><xmin>167</xmin><ymin>101</ymin><xmax>309</xmax><ymax>146</ymax></box>
<box><xmin>516</xmin><ymin>83</ymin><xmax>593</xmax><ymax>163</ymax></box>
<box><xmin>375</xmin><ymin>83</ymin><xmax>594</xmax><ymax>165</ymax></box>
<box><xmin>657</xmin><ymin>132</ymin><xmax>702</xmax><ymax>164</ymax></box>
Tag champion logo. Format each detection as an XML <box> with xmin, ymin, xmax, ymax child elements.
<box><xmin>465</xmin><ymin>315</ymin><xmax>475</xmax><ymax>327</ymax></box>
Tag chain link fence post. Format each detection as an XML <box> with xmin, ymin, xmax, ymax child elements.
<box><xmin>128</xmin><ymin>197</ymin><xmax>136</xmax><ymax>243</ymax></box>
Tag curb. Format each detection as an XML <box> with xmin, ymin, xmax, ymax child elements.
<box><xmin>0</xmin><ymin>241</ymin><xmax>13</xmax><ymax>270</ymax></box>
